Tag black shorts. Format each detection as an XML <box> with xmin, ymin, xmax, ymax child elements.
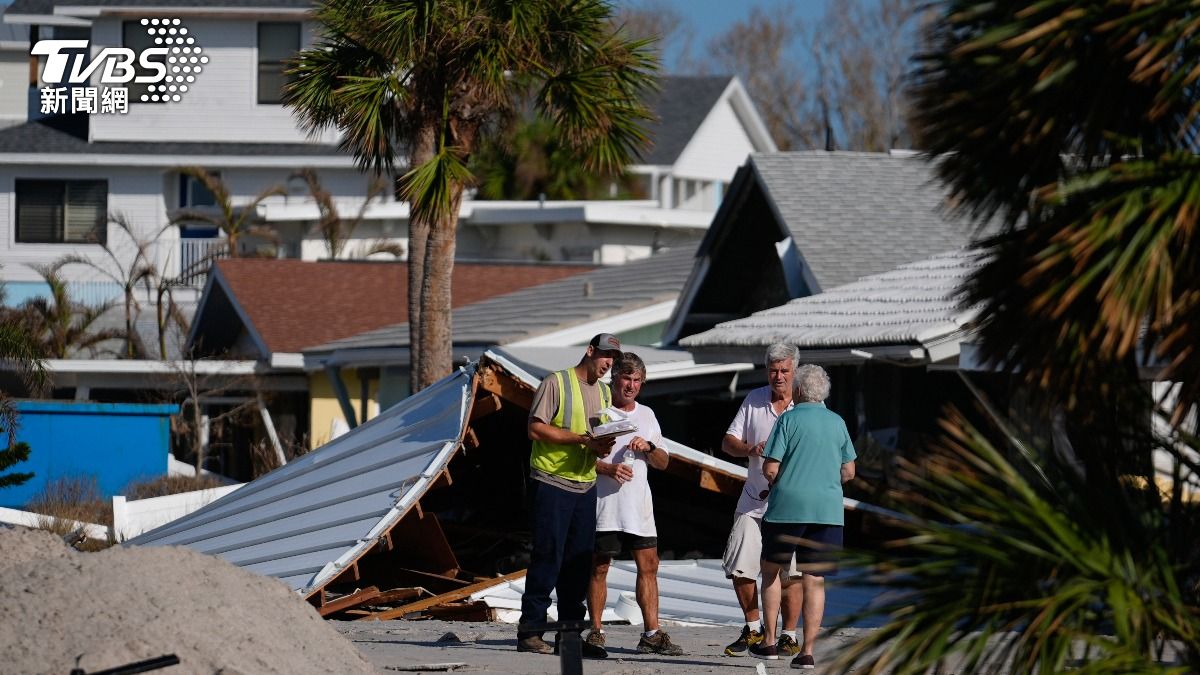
<box><xmin>761</xmin><ymin>521</ymin><xmax>843</xmax><ymax>577</ymax></box>
<box><xmin>595</xmin><ymin>530</ymin><xmax>657</xmax><ymax>557</ymax></box>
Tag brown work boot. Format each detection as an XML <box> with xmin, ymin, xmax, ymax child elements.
<box><xmin>516</xmin><ymin>634</ymin><xmax>553</xmax><ymax>654</ymax></box>
<box><xmin>637</xmin><ymin>630</ymin><xmax>685</xmax><ymax>656</ymax></box>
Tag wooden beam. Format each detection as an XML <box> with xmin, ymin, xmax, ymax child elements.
<box><xmin>318</xmin><ymin>586</ymin><xmax>381</xmax><ymax>617</ymax></box>
<box><xmin>430</xmin><ymin>469</ymin><xmax>453</xmax><ymax>490</ymax></box>
<box><xmin>374</xmin><ymin>587</ymin><xmax>426</xmax><ymax>605</ymax></box>
<box><xmin>469</xmin><ymin>393</ymin><xmax>503</xmax><ymax>421</ymax></box>
<box><xmin>463</xmin><ymin>426</ymin><xmax>481</xmax><ymax>451</ymax></box>
<box><xmin>356</xmin><ymin>569</ymin><xmax>527</xmax><ymax>621</ymax></box>
<box><xmin>479</xmin><ymin>363</ymin><xmax>534</xmax><ymax>409</ymax></box>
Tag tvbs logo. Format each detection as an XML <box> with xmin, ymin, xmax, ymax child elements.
<box><xmin>33</xmin><ymin>18</ymin><xmax>205</xmax><ymax>114</ymax></box>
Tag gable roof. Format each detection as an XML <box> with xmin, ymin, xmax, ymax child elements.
<box><xmin>681</xmin><ymin>249</ymin><xmax>985</xmax><ymax>364</ymax></box>
<box><xmin>664</xmin><ymin>151</ymin><xmax>984</xmax><ymax>344</ymax></box>
<box><xmin>751</xmin><ymin>151</ymin><xmax>976</xmax><ymax>290</ymax></box>
<box><xmin>305</xmin><ymin>246</ymin><xmax>697</xmax><ymax>356</ymax></box>
<box><xmin>640</xmin><ymin>76</ymin><xmax>735</xmax><ymax>166</ymax></box>
<box><xmin>189</xmin><ymin>258</ymin><xmax>594</xmax><ymax>357</ymax></box>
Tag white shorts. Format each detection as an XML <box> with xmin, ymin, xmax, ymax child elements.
<box><xmin>722</xmin><ymin>512</ymin><xmax>800</xmax><ymax>580</ymax></box>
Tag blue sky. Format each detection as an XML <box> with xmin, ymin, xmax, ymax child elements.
<box><xmin>616</xmin><ymin>0</ymin><xmax>836</xmax><ymax>72</ymax></box>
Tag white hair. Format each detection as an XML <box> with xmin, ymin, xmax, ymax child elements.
<box><xmin>795</xmin><ymin>364</ymin><xmax>831</xmax><ymax>402</ymax></box>
<box><xmin>764</xmin><ymin>343</ymin><xmax>799</xmax><ymax>369</ymax></box>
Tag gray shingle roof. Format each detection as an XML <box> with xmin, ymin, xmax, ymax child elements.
<box><xmin>681</xmin><ymin>249</ymin><xmax>983</xmax><ymax>350</ymax></box>
<box><xmin>307</xmin><ymin>246</ymin><xmax>698</xmax><ymax>353</ymax></box>
<box><xmin>0</xmin><ymin>115</ymin><xmax>344</xmax><ymax>157</ymax></box>
<box><xmin>640</xmin><ymin>76</ymin><xmax>732</xmax><ymax>166</ymax></box>
<box><xmin>752</xmin><ymin>151</ymin><xmax>978</xmax><ymax>290</ymax></box>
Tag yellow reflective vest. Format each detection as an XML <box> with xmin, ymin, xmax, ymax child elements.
<box><xmin>530</xmin><ymin>368</ymin><xmax>612</xmax><ymax>482</ymax></box>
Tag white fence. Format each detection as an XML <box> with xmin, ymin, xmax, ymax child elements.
<box><xmin>0</xmin><ymin>506</ymin><xmax>109</xmax><ymax>540</ymax></box>
<box><xmin>111</xmin><ymin>483</ymin><xmax>244</xmax><ymax>542</ymax></box>
<box><xmin>178</xmin><ymin>237</ymin><xmax>229</xmax><ymax>287</ymax></box>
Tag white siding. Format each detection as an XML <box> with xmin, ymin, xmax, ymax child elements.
<box><xmin>0</xmin><ymin>165</ymin><xmax>172</xmax><ymax>282</ymax></box>
<box><xmin>672</xmin><ymin>94</ymin><xmax>758</xmax><ymax>183</ymax></box>
<box><xmin>0</xmin><ymin>50</ymin><xmax>28</xmax><ymax>128</ymax></box>
<box><xmin>88</xmin><ymin>17</ymin><xmax>336</xmax><ymax>145</ymax></box>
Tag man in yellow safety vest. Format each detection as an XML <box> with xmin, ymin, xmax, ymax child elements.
<box><xmin>517</xmin><ymin>333</ymin><xmax>622</xmax><ymax>658</ymax></box>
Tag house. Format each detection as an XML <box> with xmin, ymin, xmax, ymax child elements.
<box><xmin>663</xmin><ymin>151</ymin><xmax>983</xmax><ymax>345</ymax></box>
<box><xmin>186</xmin><ymin>257</ymin><xmax>594</xmax><ymax>448</ymax></box>
<box><xmin>0</xmin><ymin>7</ymin><xmax>28</xmax><ymax>129</ymax></box>
<box><xmin>0</xmin><ymin>0</ymin><xmax>776</xmax><ymax>307</ymax></box>
<box><xmin>299</xmin><ymin>246</ymin><xmax>713</xmax><ymax>440</ymax></box>
<box><xmin>680</xmin><ymin>249</ymin><xmax>987</xmax><ymax>479</ymax></box>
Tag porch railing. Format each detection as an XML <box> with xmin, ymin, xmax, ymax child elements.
<box><xmin>178</xmin><ymin>238</ymin><xmax>229</xmax><ymax>287</ymax></box>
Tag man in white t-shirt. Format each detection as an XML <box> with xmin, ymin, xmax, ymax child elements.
<box><xmin>585</xmin><ymin>352</ymin><xmax>685</xmax><ymax>657</ymax></box>
<box><xmin>720</xmin><ymin>343</ymin><xmax>803</xmax><ymax>658</ymax></box>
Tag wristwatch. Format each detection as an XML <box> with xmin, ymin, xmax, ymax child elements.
<box><xmin>646</xmin><ymin>441</ymin><xmax>657</xmax><ymax>451</ymax></box>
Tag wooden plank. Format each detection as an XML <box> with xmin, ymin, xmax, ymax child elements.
<box><xmin>421</xmin><ymin>601</ymin><xmax>496</xmax><ymax>622</ymax></box>
<box><xmin>479</xmin><ymin>363</ymin><xmax>534</xmax><ymax>409</ymax></box>
<box><xmin>356</xmin><ymin>569</ymin><xmax>527</xmax><ymax>621</ymax></box>
<box><xmin>469</xmin><ymin>393</ymin><xmax>503</xmax><ymax>421</ymax></box>
<box><xmin>463</xmin><ymin>426</ymin><xmax>481</xmax><ymax>451</ymax></box>
<box><xmin>373</xmin><ymin>587</ymin><xmax>426</xmax><ymax>605</ymax></box>
<box><xmin>430</xmin><ymin>469</ymin><xmax>453</xmax><ymax>490</ymax></box>
<box><xmin>318</xmin><ymin>586</ymin><xmax>381</xmax><ymax>617</ymax></box>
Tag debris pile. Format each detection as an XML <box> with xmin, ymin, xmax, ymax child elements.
<box><xmin>0</xmin><ymin>527</ymin><xmax>380</xmax><ymax>675</ymax></box>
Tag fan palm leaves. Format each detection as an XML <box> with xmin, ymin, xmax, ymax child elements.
<box><xmin>831</xmin><ymin>412</ymin><xmax>1200</xmax><ymax>674</ymax></box>
<box><xmin>285</xmin><ymin>0</ymin><xmax>658</xmax><ymax>390</ymax></box>
<box><xmin>913</xmin><ymin>0</ymin><xmax>1200</xmax><ymax>412</ymax></box>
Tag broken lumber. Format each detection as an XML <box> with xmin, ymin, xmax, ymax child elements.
<box><xmin>318</xmin><ymin>586</ymin><xmax>380</xmax><ymax>617</ymax></box>
<box><xmin>356</xmin><ymin>569</ymin><xmax>527</xmax><ymax>621</ymax></box>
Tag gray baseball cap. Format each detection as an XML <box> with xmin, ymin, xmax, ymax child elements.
<box><xmin>588</xmin><ymin>333</ymin><xmax>622</xmax><ymax>354</ymax></box>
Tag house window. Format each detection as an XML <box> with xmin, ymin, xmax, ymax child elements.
<box><xmin>179</xmin><ymin>171</ymin><xmax>219</xmax><ymax>208</ymax></box>
<box><xmin>123</xmin><ymin>21</ymin><xmax>165</xmax><ymax>104</ymax></box>
<box><xmin>257</xmin><ymin>22</ymin><xmax>301</xmax><ymax>104</ymax></box>
<box><xmin>15</xmin><ymin>179</ymin><xmax>107</xmax><ymax>244</ymax></box>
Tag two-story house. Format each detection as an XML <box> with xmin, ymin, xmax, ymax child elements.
<box><xmin>0</xmin><ymin>0</ymin><xmax>776</xmax><ymax>308</ymax></box>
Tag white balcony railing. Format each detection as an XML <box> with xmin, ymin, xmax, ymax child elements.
<box><xmin>178</xmin><ymin>238</ymin><xmax>229</xmax><ymax>287</ymax></box>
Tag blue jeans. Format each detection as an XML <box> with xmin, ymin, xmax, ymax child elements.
<box><xmin>518</xmin><ymin>479</ymin><xmax>597</xmax><ymax>637</ymax></box>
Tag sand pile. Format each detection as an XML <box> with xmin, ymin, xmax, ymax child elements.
<box><xmin>0</xmin><ymin>527</ymin><xmax>380</xmax><ymax>675</ymax></box>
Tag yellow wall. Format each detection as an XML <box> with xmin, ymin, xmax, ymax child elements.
<box><xmin>309</xmin><ymin>371</ymin><xmax>380</xmax><ymax>450</ymax></box>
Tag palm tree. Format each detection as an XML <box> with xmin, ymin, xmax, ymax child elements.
<box><xmin>828</xmin><ymin>1</ymin><xmax>1200</xmax><ymax>670</ymax></box>
<box><xmin>291</xmin><ymin>167</ymin><xmax>390</xmax><ymax>259</ymax></box>
<box><xmin>172</xmin><ymin>167</ymin><xmax>285</xmax><ymax>259</ymax></box>
<box><xmin>20</xmin><ymin>262</ymin><xmax>126</xmax><ymax>359</ymax></box>
<box><xmin>58</xmin><ymin>214</ymin><xmax>160</xmax><ymax>359</ymax></box>
<box><xmin>473</xmin><ymin>115</ymin><xmax>643</xmax><ymax>201</ymax></box>
<box><xmin>286</xmin><ymin>0</ymin><xmax>658</xmax><ymax>390</ymax></box>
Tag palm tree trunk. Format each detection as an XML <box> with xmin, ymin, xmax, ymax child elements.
<box><xmin>124</xmin><ymin>289</ymin><xmax>135</xmax><ymax>358</ymax></box>
<box><xmin>415</xmin><ymin>186</ymin><xmax>461</xmax><ymax>390</ymax></box>
<box><xmin>407</xmin><ymin>125</ymin><xmax>437</xmax><ymax>391</ymax></box>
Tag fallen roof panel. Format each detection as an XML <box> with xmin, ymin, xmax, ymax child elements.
<box><xmin>130</xmin><ymin>365</ymin><xmax>475</xmax><ymax>596</ymax></box>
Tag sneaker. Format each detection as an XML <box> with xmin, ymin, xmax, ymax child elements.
<box><xmin>637</xmin><ymin>630</ymin><xmax>685</xmax><ymax>656</ymax></box>
<box><xmin>516</xmin><ymin>635</ymin><xmax>553</xmax><ymax>654</ymax></box>
<box><xmin>749</xmin><ymin>642</ymin><xmax>779</xmax><ymax>660</ymax></box>
<box><xmin>585</xmin><ymin>629</ymin><xmax>606</xmax><ymax>650</ymax></box>
<box><xmin>556</xmin><ymin>631</ymin><xmax>608</xmax><ymax>659</ymax></box>
<box><xmin>791</xmin><ymin>653</ymin><xmax>816</xmax><ymax>669</ymax></box>
<box><xmin>723</xmin><ymin>625</ymin><xmax>764</xmax><ymax>656</ymax></box>
<box><xmin>776</xmin><ymin>633</ymin><xmax>801</xmax><ymax>656</ymax></box>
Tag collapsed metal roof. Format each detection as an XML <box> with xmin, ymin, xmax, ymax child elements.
<box><xmin>130</xmin><ymin>351</ymin><xmax>749</xmax><ymax>608</ymax></box>
<box><xmin>130</xmin><ymin>365</ymin><xmax>474</xmax><ymax>595</ymax></box>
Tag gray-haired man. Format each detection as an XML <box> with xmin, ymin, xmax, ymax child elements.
<box><xmin>720</xmin><ymin>343</ymin><xmax>803</xmax><ymax>657</ymax></box>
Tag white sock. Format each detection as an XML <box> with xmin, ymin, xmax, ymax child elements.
<box><xmin>782</xmin><ymin>630</ymin><xmax>797</xmax><ymax>640</ymax></box>
<box><xmin>747</xmin><ymin>619</ymin><xmax>762</xmax><ymax>632</ymax></box>
<box><xmin>643</xmin><ymin>629</ymin><xmax>658</xmax><ymax>638</ymax></box>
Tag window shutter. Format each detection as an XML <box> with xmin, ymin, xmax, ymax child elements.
<box><xmin>15</xmin><ymin>180</ymin><xmax>64</xmax><ymax>243</ymax></box>
<box><xmin>64</xmin><ymin>180</ymin><xmax>107</xmax><ymax>244</ymax></box>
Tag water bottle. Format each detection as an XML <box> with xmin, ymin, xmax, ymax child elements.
<box><xmin>622</xmin><ymin>450</ymin><xmax>637</xmax><ymax>469</ymax></box>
